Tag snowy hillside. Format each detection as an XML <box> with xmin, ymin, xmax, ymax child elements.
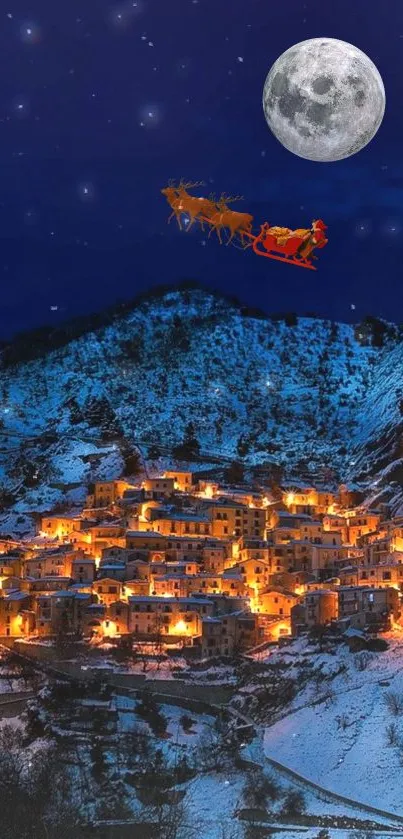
<box><xmin>0</xmin><ymin>286</ymin><xmax>396</xmax><ymax>522</ymax></box>
<box><xmin>262</xmin><ymin>633</ymin><xmax>403</xmax><ymax>816</ymax></box>
<box><xmin>349</xmin><ymin>340</ymin><xmax>403</xmax><ymax>512</ymax></box>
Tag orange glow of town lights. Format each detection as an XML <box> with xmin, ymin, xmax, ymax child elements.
<box><xmin>174</xmin><ymin>619</ymin><xmax>187</xmax><ymax>634</ymax></box>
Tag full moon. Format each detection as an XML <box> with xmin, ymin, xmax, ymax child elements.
<box><xmin>262</xmin><ymin>38</ymin><xmax>385</xmax><ymax>162</ymax></box>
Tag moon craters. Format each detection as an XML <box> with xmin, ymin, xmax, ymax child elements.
<box><xmin>262</xmin><ymin>37</ymin><xmax>386</xmax><ymax>162</ymax></box>
<box><xmin>312</xmin><ymin>76</ymin><xmax>333</xmax><ymax>95</ymax></box>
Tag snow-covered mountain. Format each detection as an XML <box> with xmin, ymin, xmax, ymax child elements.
<box><xmin>349</xmin><ymin>338</ymin><xmax>403</xmax><ymax>512</ymax></box>
<box><xmin>0</xmin><ymin>286</ymin><xmax>401</xmax><ymax>526</ymax></box>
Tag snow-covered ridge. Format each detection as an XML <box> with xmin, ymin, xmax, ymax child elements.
<box><xmin>0</xmin><ymin>287</ymin><xmax>399</xmax><ymax>520</ymax></box>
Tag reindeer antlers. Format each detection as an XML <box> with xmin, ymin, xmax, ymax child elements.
<box><xmin>219</xmin><ymin>192</ymin><xmax>244</xmax><ymax>204</ymax></box>
<box><xmin>164</xmin><ymin>182</ymin><xmax>242</xmax><ymax>202</ymax></box>
<box><xmin>178</xmin><ymin>178</ymin><xmax>206</xmax><ymax>189</ymax></box>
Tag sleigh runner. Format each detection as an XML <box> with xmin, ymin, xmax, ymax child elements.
<box><xmin>161</xmin><ymin>180</ymin><xmax>328</xmax><ymax>271</ymax></box>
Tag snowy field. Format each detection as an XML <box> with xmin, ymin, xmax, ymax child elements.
<box><xmin>113</xmin><ymin>692</ymin><xmax>403</xmax><ymax>836</ymax></box>
<box><xmin>263</xmin><ymin>632</ymin><xmax>403</xmax><ymax>815</ymax></box>
<box><xmin>114</xmin><ymin>693</ymin><xmax>215</xmax><ymax>744</ymax></box>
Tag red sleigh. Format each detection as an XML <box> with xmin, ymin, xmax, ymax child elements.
<box><xmin>251</xmin><ymin>221</ymin><xmax>328</xmax><ymax>271</ymax></box>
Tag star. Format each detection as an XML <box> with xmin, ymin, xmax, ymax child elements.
<box><xmin>109</xmin><ymin>1</ymin><xmax>142</xmax><ymax>27</ymax></box>
<box><xmin>382</xmin><ymin>220</ymin><xmax>401</xmax><ymax>238</ymax></box>
<box><xmin>354</xmin><ymin>219</ymin><xmax>371</xmax><ymax>238</ymax></box>
<box><xmin>13</xmin><ymin>97</ymin><xmax>29</xmax><ymax>117</ymax></box>
<box><xmin>78</xmin><ymin>182</ymin><xmax>95</xmax><ymax>201</ymax></box>
<box><xmin>139</xmin><ymin>104</ymin><xmax>162</xmax><ymax>128</ymax></box>
<box><xmin>20</xmin><ymin>22</ymin><xmax>40</xmax><ymax>43</ymax></box>
<box><xmin>24</xmin><ymin>209</ymin><xmax>38</xmax><ymax>224</ymax></box>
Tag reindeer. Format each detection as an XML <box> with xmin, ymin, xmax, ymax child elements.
<box><xmin>208</xmin><ymin>193</ymin><xmax>254</xmax><ymax>245</ymax></box>
<box><xmin>174</xmin><ymin>179</ymin><xmax>220</xmax><ymax>230</ymax></box>
<box><xmin>161</xmin><ymin>179</ymin><xmax>185</xmax><ymax>229</ymax></box>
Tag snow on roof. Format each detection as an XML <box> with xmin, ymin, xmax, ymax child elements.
<box><xmin>343</xmin><ymin>627</ymin><xmax>365</xmax><ymax>638</ymax></box>
<box><xmin>70</xmin><ymin>582</ymin><xmax>92</xmax><ymax>589</ymax></box>
<box><xmin>72</xmin><ymin>557</ymin><xmax>95</xmax><ymax>564</ymax></box>
<box><xmin>263</xmin><ymin>587</ymin><xmax>299</xmax><ymax>598</ymax></box>
<box><xmin>155</xmin><ymin>513</ymin><xmax>210</xmax><ymax>522</ymax></box>
<box><xmin>126</xmin><ymin>530</ymin><xmax>164</xmax><ymax>538</ymax></box>
<box><xmin>311</xmin><ymin>544</ymin><xmax>347</xmax><ymax>551</ymax></box>
<box><xmin>90</xmin><ymin>522</ymin><xmax>123</xmax><ymax>529</ymax></box>
<box><xmin>166</xmin><ymin>560</ymin><xmax>199</xmax><ymax>566</ymax></box>
<box><xmin>5</xmin><ymin>591</ymin><xmax>30</xmax><ymax>601</ymax></box>
<box><xmin>277</xmin><ymin>511</ymin><xmax>314</xmax><ymax>520</ymax></box>
<box><xmin>273</xmin><ymin>526</ymin><xmax>301</xmax><ymax>531</ymax></box>
<box><xmin>99</xmin><ymin>563</ymin><xmax>126</xmax><ymax>570</ymax></box>
<box><xmin>208</xmin><ymin>499</ymin><xmax>248</xmax><ymax>509</ymax></box>
<box><xmin>241</xmin><ymin>539</ymin><xmax>270</xmax><ymax>547</ymax></box>
<box><xmin>94</xmin><ymin>577</ymin><xmax>122</xmax><ymax>585</ymax></box>
<box><xmin>165</xmin><ymin>536</ymin><xmax>223</xmax><ymax>544</ymax></box>
<box><xmin>42</xmin><ymin>514</ymin><xmax>83</xmax><ymax>521</ymax></box>
<box><xmin>127</xmin><ymin>595</ymin><xmax>213</xmax><ymax>604</ymax></box>
<box><xmin>338</xmin><ymin>584</ymin><xmax>390</xmax><ymax>592</ymax></box>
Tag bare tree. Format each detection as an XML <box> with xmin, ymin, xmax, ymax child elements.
<box><xmin>148</xmin><ymin>791</ymin><xmax>195</xmax><ymax>839</ymax></box>
<box><xmin>385</xmin><ymin>721</ymin><xmax>400</xmax><ymax>746</ymax></box>
<box><xmin>353</xmin><ymin>651</ymin><xmax>373</xmax><ymax>672</ymax></box>
<box><xmin>385</xmin><ymin>691</ymin><xmax>403</xmax><ymax>716</ymax></box>
<box><xmin>0</xmin><ymin>741</ymin><xmax>86</xmax><ymax>839</ymax></box>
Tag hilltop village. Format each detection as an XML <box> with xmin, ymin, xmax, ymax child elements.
<box><xmin>0</xmin><ymin>470</ymin><xmax>401</xmax><ymax>656</ymax></box>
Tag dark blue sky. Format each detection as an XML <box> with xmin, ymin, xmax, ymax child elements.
<box><xmin>1</xmin><ymin>0</ymin><xmax>403</xmax><ymax>337</ymax></box>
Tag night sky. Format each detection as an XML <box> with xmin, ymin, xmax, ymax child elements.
<box><xmin>1</xmin><ymin>0</ymin><xmax>403</xmax><ymax>338</ymax></box>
